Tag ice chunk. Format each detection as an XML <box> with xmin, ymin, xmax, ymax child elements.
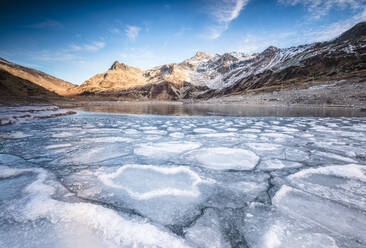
<box><xmin>185</xmin><ymin>208</ymin><xmax>230</xmax><ymax>248</ymax></box>
<box><xmin>139</xmin><ymin>126</ymin><xmax>157</xmax><ymax>130</ymax></box>
<box><xmin>134</xmin><ymin>141</ymin><xmax>200</xmax><ymax>158</ymax></box>
<box><xmin>247</xmin><ymin>143</ymin><xmax>282</xmax><ymax>151</ymax></box>
<box><xmin>99</xmin><ymin>164</ymin><xmax>204</xmax><ymax>200</ymax></box>
<box><xmin>262</xmin><ymin>221</ymin><xmax>339</xmax><ymax>248</ymax></box>
<box><xmin>258</xmin><ymin>159</ymin><xmax>302</xmax><ymax>170</ymax></box>
<box><xmin>284</xmin><ymin>148</ymin><xmax>309</xmax><ymax>161</ymax></box>
<box><xmin>312</xmin><ymin>151</ymin><xmax>357</xmax><ymax>163</ymax></box>
<box><xmin>240</xmin><ymin>201</ymin><xmax>358</xmax><ymax>248</ymax></box>
<box><xmin>57</xmin><ymin>145</ymin><xmax>129</xmax><ymax>165</ymax></box>
<box><xmin>273</xmin><ymin>185</ymin><xmax>366</xmax><ymax>243</ymax></box>
<box><xmin>193</xmin><ymin>128</ymin><xmax>217</xmax><ymax>133</ymax></box>
<box><xmin>169</xmin><ymin>132</ymin><xmax>185</xmax><ymax>138</ymax></box>
<box><xmin>260</xmin><ymin>133</ymin><xmax>293</xmax><ymax>143</ymax></box>
<box><xmin>187</xmin><ymin>147</ymin><xmax>259</xmax><ymax>170</ymax></box>
<box><xmin>243</xmin><ymin>128</ymin><xmax>262</xmax><ymax>133</ymax></box>
<box><xmin>290</xmin><ymin>164</ymin><xmax>366</xmax><ymax>182</ymax></box>
<box><xmin>287</xmin><ymin>164</ymin><xmax>366</xmax><ymax>209</ymax></box>
<box><xmin>68</xmin><ymin>165</ymin><xmax>212</xmax><ymax>225</ymax></box>
<box><xmin>144</xmin><ymin>129</ymin><xmax>167</xmax><ymax>135</ymax></box>
<box><xmin>124</xmin><ymin>129</ymin><xmax>140</xmax><ymax>135</ymax></box>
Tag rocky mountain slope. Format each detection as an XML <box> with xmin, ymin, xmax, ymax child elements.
<box><xmin>2</xmin><ymin>22</ymin><xmax>366</xmax><ymax>103</ymax></box>
<box><xmin>74</xmin><ymin>53</ymin><xmax>214</xmax><ymax>100</ymax></box>
<box><xmin>0</xmin><ymin>69</ymin><xmax>62</xmax><ymax>105</ymax></box>
<box><xmin>0</xmin><ymin>58</ymin><xmax>76</xmax><ymax>96</ymax></box>
<box><xmin>200</xmin><ymin>23</ymin><xmax>366</xmax><ymax>98</ymax></box>
<box><xmin>74</xmin><ymin>22</ymin><xmax>366</xmax><ymax>101</ymax></box>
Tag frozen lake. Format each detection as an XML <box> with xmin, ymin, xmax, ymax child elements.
<box><xmin>1</xmin><ymin>111</ymin><xmax>366</xmax><ymax>247</ymax></box>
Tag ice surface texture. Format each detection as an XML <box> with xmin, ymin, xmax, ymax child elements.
<box><xmin>0</xmin><ymin>111</ymin><xmax>366</xmax><ymax>247</ymax></box>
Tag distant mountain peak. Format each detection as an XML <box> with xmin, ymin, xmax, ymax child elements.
<box><xmin>335</xmin><ymin>22</ymin><xmax>366</xmax><ymax>42</ymax></box>
<box><xmin>261</xmin><ymin>46</ymin><xmax>279</xmax><ymax>56</ymax></box>
<box><xmin>220</xmin><ymin>53</ymin><xmax>239</xmax><ymax>61</ymax></box>
<box><xmin>110</xmin><ymin>61</ymin><xmax>130</xmax><ymax>70</ymax></box>
<box><xmin>192</xmin><ymin>51</ymin><xmax>214</xmax><ymax>61</ymax></box>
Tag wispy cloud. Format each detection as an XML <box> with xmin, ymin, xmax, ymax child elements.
<box><xmin>303</xmin><ymin>8</ymin><xmax>366</xmax><ymax>41</ymax></box>
<box><xmin>237</xmin><ymin>7</ymin><xmax>366</xmax><ymax>54</ymax></box>
<box><xmin>238</xmin><ymin>34</ymin><xmax>282</xmax><ymax>54</ymax></box>
<box><xmin>278</xmin><ymin>0</ymin><xmax>365</xmax><ymax>19</ymax></box>
<box><xmin>120</xmin><ymin>49</ymin><xmax>156</xmax><ymax>60</ymax></box>
<box><xmin>68</xmin><ymin>41</ymin><xmax>106</xmax><ymax>52</ymax></box>
<box><xmin>213</xmin><ymin>0</ymin><xmax>249</xmax><ymax>23</ymax></box>
<box><xmin>125</xmin><ymin>25</ymin><xmax>141</xmax><ymax>41</ymax></box>
<box><xmin>69</xmin><ymin>44</ymin><xmax>82</xmax><ymax>51</ymax></box>
<box><xmin>174</xmin><ymin>27</ymin><xmax>191</xmax><ymax>37</ymax></box>
<box><xmin>109</xmin><ymin>27</ymin><xmax>121</xmax><ymax>34</ymax></box>
<box><xmin>84</xmin><ymin>41</ymin><xmax>105</xmax><ymax>51</ymax></box>
<box><xmin>262</xmin><ymin>0</ymin><xmax>366</xmax><ymax>47</ymax></box>
<box><xmin>33</xmin><ymin>51</ymin><xmax>77</xmax><ymax>62</ymax></box>
<box><xmin>206</xmin><ymin>0</ymin><xmax>249</xmax><ymax>39</ymax></box>
<box><xmin>25</xmin><ymin>19</ymin><xmax>63</xmax><ymax>29</ymax></box>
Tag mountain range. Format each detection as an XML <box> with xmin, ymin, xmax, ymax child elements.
<box><xmin>1</xmin><ymin>22</ymin><xmax>366</xmax><ymax>103</ymax></box>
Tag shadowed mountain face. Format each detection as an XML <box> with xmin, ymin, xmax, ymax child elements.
<box><xmin>73</xmin><ymin>22</ymin><xmax>366</xmax><ymax>100</ymax></box>
<box><xmin>0</xmin><ymin>69</ymin><xmax>62</xmax><ymax>105</ymax></box>
<box><xmin>335</xmin><ymin>22</ymin><xmax>366</xmax><ymax>43</ymax></box>
<box><xmin>0</xmin><ymin>58</ymin><xmax>76</xmax><ymax>96</ymax></box>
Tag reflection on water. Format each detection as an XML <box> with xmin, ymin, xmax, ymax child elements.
<box><xmin>69</xmin><ymin>102</ymin><xmax>366</xmax><ymax>117</ymax></box>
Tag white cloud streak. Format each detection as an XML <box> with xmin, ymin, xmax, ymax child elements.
<box><xmin>125</xmin><ymin>25</ymin><xmax>141</xmax><ymax>41</ymax></box>
<box><xmin>84</xmin><ymin>41</ymin><xmax>106</xmax><ymax>51</ymax></box>
<box><xmin>278</xmin><ymin>0</ymin><xmax>366</xmax><ymax>19</ymax></box>
<box><xmin>303</xmin><ymin>8</ymin><xmax>366</xmax><ymax>41</ymax></box>
<box><xmin>68</xmin><ymin>41</ymin><xmax>106</xmax><ymax>52</ymax></box>
<box><xmin>32</xmin><ymin>51</ymin><xmax>77</xmax><ymax>62</ymax></box>
<box><xmin>237</xmin><ymin>7</ymin><xmax>366</xmax><ymax>54</ymax></box>
<box><xmin>109</xmin><ymin>27</ymin><xmax>121</xmax><ymax>34</ymax></box>
<box><xmin>206</xmin><ymin>0</ymin><xmax>249</xmax><ymax>39</ymax></box>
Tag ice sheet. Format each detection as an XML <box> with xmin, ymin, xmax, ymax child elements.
<box><xmin>1</xmin><ymin>112</ymin><xmax>366</xmax><ymax>247</ymax></box>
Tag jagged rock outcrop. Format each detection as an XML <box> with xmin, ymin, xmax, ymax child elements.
<box><xmin>76</xmin><ymin>61</ymin><xmax>147</xmax><ymax>94</ymax></box>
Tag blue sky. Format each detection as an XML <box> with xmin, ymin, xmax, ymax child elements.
<box><xmin>1</xmin><ymin>0</ymin><xmax>365</xmax><ymax>85</ymax></box>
